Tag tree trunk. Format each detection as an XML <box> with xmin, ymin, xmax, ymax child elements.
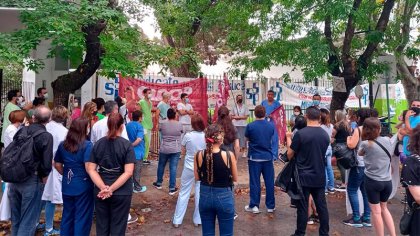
<box><xmin>397</xmin><ymin>57</ymin><xmax>420</xmax><ymax>105</ymax></box>
<box><xmin>51</xmin><ymin>21</ymin><xmax>106</xmax><ymax>106</ymax></box>
<box><xmin>170</xmin><ymin>62</ymin><xmax>198</xmax><ymax>78</ymax></box>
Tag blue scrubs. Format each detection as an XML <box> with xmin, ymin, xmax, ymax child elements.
<box><xmin>261</xmin><ymin>99</ymin><xmax>281</xmax><ymax>160</ymax></box>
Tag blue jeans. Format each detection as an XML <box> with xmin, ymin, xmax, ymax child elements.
<box><xmin>199</xmin><ymin>185</ymin><xmax>234</xmax><ymax>236</ymax></box>
<box><xmin>8</xmin><ymin>176</ymin><xmax>44</xmax><ymax>236</ymax></box>
<box><xmin>156</xmin><ymin>152</ymin><xmax>180</xmax><ymax>190</ymax></box>
<box><xmin>248</xmin><ymin>160</ymin><xmax>275</xmax><ymax>209</ymax></box>
<box><xmin>324</xmin><ymin>147</ymin><xmax>335</xmax><ymax>190</ymax></box>
<box><xmin>347</xmin><ymin>166</ymin><xmax>371</xmax><ymax>220</ymax></box>
<box><xmin>44</xmin><ymin>201</ymin><xmax>56</xmax><ymax>231</ymax></box>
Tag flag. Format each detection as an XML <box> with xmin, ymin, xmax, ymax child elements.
<box><xmin>213</xmin><ymin>73</ymin><xmax>230</xmax><ymax>123</ymax></box>
<box><xmin>270</xmin><ymin>105</ymin><xmax>287</xmax><ymax>144</ymax></box>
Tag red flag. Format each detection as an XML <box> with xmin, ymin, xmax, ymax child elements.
<box><xmin>271</xmin><ymin>105</ymin><xmax>287</xmax><ymax>144</ymax></box>
<box><xmin>213</xmin><ymin>73</ymin><xmax>230</xmax><ymax>123</ymax></box>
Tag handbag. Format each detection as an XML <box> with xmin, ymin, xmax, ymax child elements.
<box><xmin>400</xmin><ymin>195</ymin><xmax>419</xmax><ymax>235</ymax></box>
<box><xmin>333</xmin><ymin>127</ymin><xmax>360</xmax><ymax>169</ymax></box>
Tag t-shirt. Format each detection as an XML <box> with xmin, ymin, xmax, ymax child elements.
<box><xmin>360</xmin><ymin>137</ymin><xmax>392</xmax><ymax>181</ymax></box>
<box><xmin>157</xmin><ymin>101</ymin><xmax>171</xmax><ymax>123</ymax></box>
<box><xmin>1</xmin><ymin>102</ymin><xmax>20</xmax><ymax>143</ymax></box>
<box><xmin>334</xmin><ymin>124</ymin><xmax>350</xmax><ymax>143</ymax></box>
<box><xmin>54</xmin><ymin>141</ymin><xmax>93</xmax><ymax>196</ymax></box>
<box><xmin>139</xmin><ymin>99</ymin><xmax>153</xmax><ymax>130</ymax></box>
<box><xmin>231</xmin><ymin>104</ymin><xmax>250</xmax><ymax>127</ymax></box>
<box><xmin>90</xmin><ymin>116</ymin><xmax>129</xmax><ymax>144</ymax></box>
<box><xmin>89</xmin><ymin>137</ymin><xmax>135</xmax><ymax>195</ymax></box>
<box><xmin>96</xmin><ymin>113</ymin><xmax>105</xmax><ymax>121</ymax></box>
<box><xmin>290</xmin><ymin>126</ymin><xmax>330</xmax><ymax>188</ymax></box>
<box><xmin>245</xmin><ymin>120</ymin><xmax>275</xmax><ymax>161</ymax></box>
<box><xmin>126</xmin><ymin>121</ymin><xmax>145</xmax><ymax>160</ymax></box>
<box><xmin>403</xmin><ymin>116</ymin><xmax>420</xmax><ymax>155</ymax></box>
<box><xmin>182</xmin><ymin>131</ymin><xmax>206</xmax><ymax>170</ymax></box>
<box><xmin>177</xmin><ymin>102</ymin><xmax>193</xmax><ymax>125</ymax></box>
<box><xmin>3</xmin><ymin>124</ymin><xmax>18</xmax><ymax>148</ymax></box>
<box><xmin>160</xmin><ymin>121</ymin><xmax>183</xmax><ymax>154</ymax></box>
<box><xmin>119</xmin><ymin>105</ymin><xmax>130</xmax><ymax>124</ymax></box>
<box><xmin>401</xmin><ymin>154</ymin><xmax>420</xmax><ymax>209</ymax></box>
<box><xmin>261</xmin><ymin>99</ymin><xmax>281</xmax><ymax>117</ymax></box>
<box><xmin>321</xmin><ymin>124</ymin><xmax>333</xmax><ymax>139</ymax></box>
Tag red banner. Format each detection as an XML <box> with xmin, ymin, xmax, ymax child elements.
<box><xmin>212</xmin><ymin>73</ymin><xmax>231</xmax><ymax>123</ymax></box>
<box><xmin>271</xmin><ymin>105</ymin><xmax>287</xmax><ymax>144</ymax></box>
<box><xmin>119</xmin><ymin>75</ymin><xmax>208</xmax><ymax>125</ymax></box>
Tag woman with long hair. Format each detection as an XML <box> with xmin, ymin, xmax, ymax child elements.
<box><xmin>332</xmin><ymin>110</ymin><xmax>351</xmax><ymax>190</ymax></box>
<box><xmin>217</xmin><ymin>106</ymin><xmax>240</xmax><ymax>159</ymax></box>
<box><xmin>86</xmin><ymin>113</ymin><xmax>135</xmax><ymax>235</ymax></box>
<box><xmin>320</xmin><ymin>109</ymin><xmax>335</xmax><ymax>193</ymax></box>
<box><xmin>81</xmin><ymin>101</ymin><xmax>98</xmax><ymax>138</ymax></box>
<box><xmin>359</xmin><ymin>117</ymin><xmax>396</xmax><ymax>236</ymax></box>
<box><xmin>54</xmin><ymin>118</ymin><xmax>94</xmax><ymax>236</ymax></box>
<box><xmin>195</xmin><ymin>124</ymin><xmax>238</xmax><ymax>235</ymax></box>
<box><xmin>401</xmin><ymin>125</ymin><xmax>420</xmax><ymax>235</ymax></box>
<box><xmin>173</xmin><ymin>114</ymin><xmax>206</xmax><ymax>227</ymax></box>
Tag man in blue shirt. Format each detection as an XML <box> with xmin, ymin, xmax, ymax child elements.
<box><xmin>244</xmin><ymin>105</ymin><xmax>276</xmax><ymax>214</ymax></box>
<box><xmin>402</xmin><ymin>100</ymin><xmax>420</xmax><ymax>155</ymax></box>
<box><xmin>261</xmin><ymin>90</ymin><xmax>281</xmax><ymax>160</ymax></box>
<box><xmin>126</xmin><ymin>110</ymin><xmax>147</xmax><ymax>193</ymax></box>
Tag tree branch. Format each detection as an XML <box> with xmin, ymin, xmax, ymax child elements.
<box><xmin>324</xmin><ymin>15</ymin><xmax>341</xmax><ymax>76</ymax></box>
<box><xmin>342</xmin><ymin>0</ymin><xmax>363</xmax><ymax>60</ymax></box>
<box><xmin>395</xmin><ymin>0</ymin><xmax>416</xmax><ymax>54</ymax></box>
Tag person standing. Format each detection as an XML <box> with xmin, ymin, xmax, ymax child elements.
<box><xmin>153</xmin><ymin>108</ymin><xmax>183</xmax><ymax>195</ymax></box>
<box><xmin>157</xmin><ymin>92</ymin><xmax>171</xmax><ymax>125</ymax></box>
<box><xmin>177</xmin><ymin>93</ymin><xmax>194</xmax><ymax>141</ymax></box>
<box><xmin>332</xmin><ymin>110</ymin><xmax>351</xmax><ymax>190</ymax></box>
<box><xmin>217</xmin><ymin>106</ymin><xmax>240</xmax><ymax>159</ymax></box>
<box><xmin>289</xmin><ymin>106</ymin><xmax>303</xmax><ymax>127</ymax></box>
<box><xmin>244</xmin><ymin>105</ymin><xmax>276</xmax><ymax>214</ymax></box>
<box><xmin>126</xmin><ymin>110</ymin><xmax>147</xmax><ymax>193</ymax></box>
<box><xmin>173</xmin><ymin>115</ymin><xmax>206</xmax><ymax>227</ymax></box>
<box><xmin>54</xmin><ymin>118</ymin><xmax>94</xmax><ymax>236</ymax></box>
<box><xmin>320</xmin><ymin>108</ymin><xmax>335</xmax><ymax>193</ymax></box>
<box><xmin>358</xmin><ymin>117</ymin><xmax>396</xmax><ymax>236</ymax></box>
<box><xmin>1</xmin><ymin>90</ymin><xmax>31</xmax><ymax>144</ymax></box>
<box><xmin>231</xmin><ymin>95</ymin><xmax>249</xmax><ymax>157</ymax></box>
<box><xmin>195</xmin><ymin>124</ymin><xmax>238</xmax><ymax>236</ymax></box>
<box><xmin>92</xmin><ymin>98</ymin><xmax>106</xmax><ymax>120</ymax></box>
<box><xmin>81</xmin><ymin>101</ymin><xmax>98</xmax><ymax>139</ymax></box>
<box><xmin>286</xmin><ymin>106</ymin><xmax>330</xmax><ymax>236</ymax></box>
<box><xmin>261</xmin><ymin>90</ymin><xmax>280</xmax><ymax>160</ymax></box>
<box><xmin>91</xmin><ymin>101</ymin><xmax>128</xmax><ymax>144</ymax></box>
<box><xmin>36</xmin><ymin>87</ymin><xmax>48</xmax><ymax>100</ymax></box>
<box><xmin>8</xmin><ymin>106</ymin><xmax>53</xmax><ymax>236</ymax></box>
<box><xmin>139</xmin><ymin>88</ymin><xmax>154</xmax><ymax>165</ymax></box>
<box><xmin>401</xmin><ymin>100</ymin><xmax>420</xmax><ymax>156</ymax></box>
<box><xmin>86</xmin><ymin>113</ymin><xmax>135</xmax><ymax>236</ymax></box>
<box><xmin>70</xmin><ymin>98</ymin><xmax>81</xmax><ymax>121</ymax></box>
<box><xmin>42</xmin><ymin>106</ymin><xmax>69</xmax><ymax>236</ymax></box>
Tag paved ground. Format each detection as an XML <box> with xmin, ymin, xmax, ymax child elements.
<box><xmin>1</xmin><ymin>155</ymin><xmax>405</xmax><ymax>236</ymax></box>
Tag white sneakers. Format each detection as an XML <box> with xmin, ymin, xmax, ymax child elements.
<box><xmin>267</xmin><ymin>208</ymin><xmax>276</xmax><ymax>213</ymax></box>
<box><xmin>244</xmin><ymin>205</ymin><xmax>260</xmax><ymax>214</ymax></box>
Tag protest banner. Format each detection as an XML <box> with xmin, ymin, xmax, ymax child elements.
<box><xmin>270</xmin><ymin>105</ymin><xmax>287</xmax><ymax>144</ymax></box>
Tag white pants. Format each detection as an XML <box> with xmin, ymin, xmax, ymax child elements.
<box><xmin>173</xmin><ymin>168</ymin><xmax>201</xmax><ymax>225</ymax></box>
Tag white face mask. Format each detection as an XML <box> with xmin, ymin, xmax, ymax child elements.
<box><xmin>294</xmin><ymin>111</ymin><xmax>300</xmax><ymax>116</ymax></box>
<box><xmin>17</xmin><ymin>96</ymin><xmax>24</xmax><ymax>103</ymax></box>
<box><xmin>147</xmin><ymin>94</ymin><xmax>152</xmax><ymax>99</ymax></box>
<box><xmin>73</xmin><ymin>102</ymin><xmax>79</xmax><ymax>108</ymax></box>
<box><xmin>44</xmin><ymin>93</ymin><xmax>49</xmax><ymax>99</ymax></box>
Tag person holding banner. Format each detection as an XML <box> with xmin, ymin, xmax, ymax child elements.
<box><xmin>139</xmin><ymin>88</ymin><xmax>154</xmax><ymax>165</ymax></box>
<box><xmin>261</xmin><ymin>90</ymin><xmax>280</xmax><ymax>160</ymax></box>
<box><xmin>231</xmin><ymin>94</ymin><xmax>250</xmax><ymax>158</ymax></box>
<box><xmin>177</xmin><ymin>93</ymin><xmax>194</xmax><ymax>141</ymax></box>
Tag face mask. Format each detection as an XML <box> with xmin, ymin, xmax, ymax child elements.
<box><xmin>411</xmin><ymin>107</ymin><xmax>420</xmax><ymax>116</ymax></box>
<box><xmin>294</xmin><ymin>111</ymin><xmax>300</xmax><ymax>116</ymax></box>
<box><xmin>44</xmin><ymin>93</ymin><xmax>49</xmax><ymax>99</ymax></box>
<box><xmin>147</xmin><ymin>94</ymin><xmax>152</xmax><ymax>99</ymax></box>
<box><xmin>73</xmin><ymin>102</ymin><xmax>79</xmax><ymax>108</ymax></box>
<box><xmin>17</xmin><ymin>96</ymin><xmax>24</xmax><ymax>103</ymax></box>
<box><xmin>313</xmin><ymin>100</ymin><xmax>320</xmax><ymax>106</ymax></box>
<box><xmin>237</xmin><ymin>99</ymin><xmax>243</xmax><ymax>104</ymax></box>
<box><xmin>185</xmin><ymin>98</ymin><xmax>190</xmax><ymax>103</ymax></box>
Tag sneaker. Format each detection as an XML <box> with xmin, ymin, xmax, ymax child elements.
<box><xmin>342</xmin><ymin>218</ymin><xmax>363</xmax><ymax>228</ymax></box>
<box><xmin>36</xmin><ymin>223</ymin><xmax>45</xmax><ymax>231</ymax></box>
<box><xmin>362</xmin><ymin>217</ymin><xmax>372</xmax><ymax>227</ymax></box>
<box><xmin>307</xmin><ymin>219</ymin><xmax>315</xmax><ymax>225</ymax></box>
<box><xmin>44</xmin><ymin>229</ymin><xmax>60</xmax><ymax>236</ymax></box>
<box><xmin>327</xmin><ymin>188</ymin><xmax>336</xmax><ymax>193</ymax></box>
<box><xmin>289</xmin><ymin>204</ymin><xmax>297</xmax><ymax>208</ymax></box>
<box><xmin>234</xmin><ymin>213</ymin><xmax>238</xmax><ymax>220</ymax></box>
<box><xmin>336</xmin><ymin>185</ymin><xmax>346</xmax><ymax>192</ymax></box>
<box><xmin>127</xmin><ymin>214</ymin><xmax>138</xmax><ymax>224</ymax></box>
<box><xmin>267</xmin><ymin>208</ymin><xmax>276</xmax><ymax>213</ymax></box>
<box><xmin>143</xmin><ymin>160</ymin><xmax>151</xmax><ymax>165</ymax></box>
<box><xmin>153</xmin><ymin>182</ymin><xmax>162</xmax><ymax>190</ymax></box>
<box><xmin>169</xmin><ymin>188</ymin><xmax>179</xmax><ymax>196</ymax></box>
<box><xmin>244</xmin><ymin>205</ymin><xmax>260</xmax><ymax>214</ymax></box>
<box><xmin>133</xmin><ymin>186</ymin><xmax>147</xmax><ymax>193</ymax></box>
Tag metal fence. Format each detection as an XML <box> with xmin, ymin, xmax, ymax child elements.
<box><xmin>0</xmin><ymin>69</ymin><xmax>22</xmax><ymax>120</ymax></box>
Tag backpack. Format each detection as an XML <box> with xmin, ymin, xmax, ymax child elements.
<box><xmin>0</xmin><ymin>127</ymin><xmax>45</xmax><ymax>183</ymax></box>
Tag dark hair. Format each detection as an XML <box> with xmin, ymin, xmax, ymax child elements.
<box><xmin>292</xmin><ymin>115</ymin><xmax>307</xmax><ymax>132</ymax></box>
<box><xmin>107</xmin><ymin>113</ymin><xmax>124</xmax><ymax>139</ymax></box>
<box><xmin>37</xmin><ymin>87</ymin><xmax>46</xmax><ymax>96</ymax></box>
<box><xmin>167</xmin><ymin>108</ymin><xmax>176</xmax><ymax>120</ymax></box>
<box><xmin>33</xmin><ymin>97</ymin><xmax>45</xmax><ymax>107</ymax></box>
<box><xmin>408</xmin><ymin>126</ymin><xmax>420</xmax><ymax>155</ymax></box>
<box><xmin>293</xmin><ymin>106</ymin><xmax>302</xmax><ymax>114</ymax></box>
<box><xmin>7</xmin><ymin>89</ymin><xmax>19</xmax><ymax>101</ymax></box>
<box><xmin>217</xmin><ymin>106</ymin><xmax>236</xmax><ymax>145</ymax></box>
<box><xmin>143</xmin><ymin>88</ymin><xmax>151</xmax><ymax>94</ymax></box>
<box><xmin>267</xmin><ymin>90</ymin><xmax>274</xmax><ymax>94</ymax></box>
<box><xmin>356</xmin><ymin>108</ymin><xmax>378</xmax><ymax>126</ymax></box>
<box><xmin>254</xmin><ymin>105</ymin><xmax>266</xmax><ymax>118</ymax></box>
<box><xmin>361</xmin><ymin>117</ymin><xmax>381</xmax><ymax>140</ymax></box>
<box><xmin>132</xmin><ymin>110</ymin><xmax>142</xmax><ymax>122</ymax></box>
<box><xmin>51</xmin><ymin>105</ymin><xmax>68</xmax><ymax>124</ymax></box>
<box><xmin>115</xmin><ymin>96</ymin><xmax>123</xmax><ymax>108</ymax></box>
<box><xmin>104</xmin><ymin>100</ymin><xmax>117</xmax><ymax>115</ymax></box>
<box><xmin>9</xmin><ymin>110</ymin><xmax>26</xmax><ymax>124</ymax></box>
<box><xmin>320</xmin><ymin>108</ymin><xmax>330</xmax><ymax>126</ymax></box>
<box><xmin>181</xmin><ymin>93</ymin><xmax>188</xmax><ymax>99</ymax></box>
<box><xmin>93</xmin><ymin>98</ymin><xmax>105</xmax><ymax>111</ymax></box>
<box><xmin>306</xmin><ymin>106</ymin><xmax>321</xmax><ymax>121</ymax></box>
<box><xmin>313</xmin><ymin>93</ymin><xmax>321</xmax><ymax>99</ymax></box>
<box><xmin>63</xmin><ymin>118</ymin><xmax>88</xmax><ymax>153</ymax></box>
<box><xmin>204</xmin><ymin>124</ymin><xmax>225</xmax><ymax>184</ymax></box>
<box><xmin>191</xmin><ymin>114</ymin><xmax>205</xmax><ymax>132</ymax></box>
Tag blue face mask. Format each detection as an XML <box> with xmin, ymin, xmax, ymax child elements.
<box><xmin>185</xmin><ymin>98</ymin><xmax>190</xmax><ymax>103</ymax></box>
<box><xmin>313</xmin><ymin>100</ymin><xmax>320</xmax><ymax>106</ymax></box>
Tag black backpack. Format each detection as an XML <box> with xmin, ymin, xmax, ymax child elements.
<box><xmin>0</xmin><ymin>127</ymin><xmax>45</xmax><ymax>183</ymax></box>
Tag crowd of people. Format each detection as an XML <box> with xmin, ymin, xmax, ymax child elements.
<box><xmin>0</xmin><ymin>86</ymin><xmax>419</xmax><ymax>236</ymax></box>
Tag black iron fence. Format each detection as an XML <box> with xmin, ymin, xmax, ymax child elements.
<box><xmin>0</xmin><ymin>69</ymin><xmax>22</xmax><ymax>119</ymax></box>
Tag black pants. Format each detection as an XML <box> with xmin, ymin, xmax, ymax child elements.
<box><xmin>295</xmin><ymin>187</ymin><xmax>329</xmax><ymax>236</ymax></box>
<box><xmin>95</xmin><ymin>195</ymin><xmax>132</xmax><ymax>236</ymax></box>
